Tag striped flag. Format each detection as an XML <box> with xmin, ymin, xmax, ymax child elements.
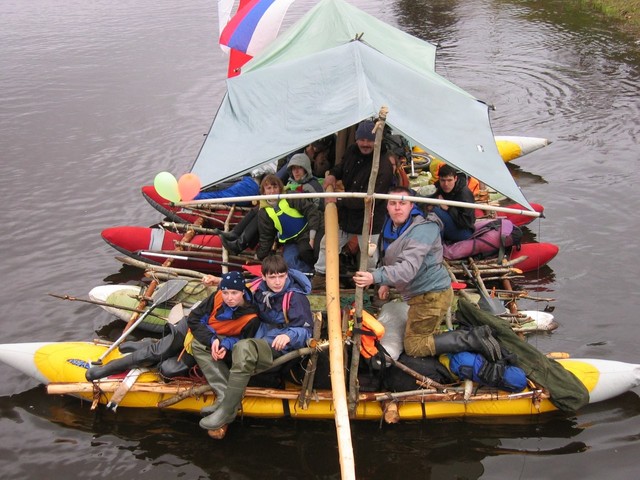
<box><xmin>217</xmin><ymin>0</ymin><xmax>237</xmax><ymax>53</ymax></box>
<box><xmin>219</xmin><ymin>0</ymin><xmax>295</xmax><ymax>57</ymax></box>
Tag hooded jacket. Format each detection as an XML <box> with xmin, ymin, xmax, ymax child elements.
<box><xmin>252</xmin><ymin>269</ymin><xmax>313</xmax><ymax>352</ymax></box>
<box><xmin>372</xmin><ymin>212</ymin><xmax>451</xmax><ymax>299</ymax></box>
<box><xmin>285</xmin><ymin>153</ymin><xmax>324</xmax><ymax>208</ymax></box>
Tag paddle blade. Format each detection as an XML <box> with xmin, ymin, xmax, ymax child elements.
<box><xmin>151</xmin><ymin>279</ymin><xmax>188</xmax><ymax>304</ymax></box>
<box><xmin>242</xmin><ymin>264</ymin><xmax>262</xmax><ymax>277</ymax></box>
<box><xmin>167</xmin><ymin>303</ymin><xmax>185</xmax><ymax>325</ymax></box>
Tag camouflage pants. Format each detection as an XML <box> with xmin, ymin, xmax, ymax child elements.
<box><xmin>403</xmin><ymin>287</ymin><xmax>454</xmax><ymax>357</ymax></box>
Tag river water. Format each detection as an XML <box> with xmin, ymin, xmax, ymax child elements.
<box><xmin>1</xmin><ymin>0</ymin><xmax>639</xmax><ymax>478</ymax></box>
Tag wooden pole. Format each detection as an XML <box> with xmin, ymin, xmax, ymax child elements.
<box><xmin>349</xmin><ymin>108</ymin><xmax>388</xmax><ymax>416</ymax></box>
<box><xmin>324</xmin><ymin>185</ymin><xmax>356</xmax><ymax>480</ymax></box>
<box><xmin>176</xmin><ymin>192</ymin><xmax>541</xmax><ymax>220</ymax></box>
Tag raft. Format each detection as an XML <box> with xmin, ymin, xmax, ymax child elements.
<box><xmin>0</xmin><ymin>341</ymin><xmax>638</xmax><ymax>421</ymax></box>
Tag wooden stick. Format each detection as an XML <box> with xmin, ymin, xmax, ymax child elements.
<box><xmin>174</xmin><ymin>241</ymin><xmax>257</xmax><ymax>262</ymax></box>
<box><xmin>48</xmin><ymin>382</ymin><xmax>547</xmax><ymax>405</ymax></box>
<box><xmin>324</xmin><ymin>185</ymin><xmax>356</xmax><ymax>480</ymax></box>
<box><xmin>349</xmin><ymin>109</ymin><xmax>388</xmax><ymax>418</ymax></box>
<box><xmin>175</xmin><ymin>192</ymin><xmax>541</xmax><ymax>219</ymax></box>
<box><xmin>116</xmin><ymin>256</ymin><xmax>205</xmax><ymax>278</ymax></box>
<box><xmin>298</xmin><ymin>312</ymin><xmax>324</xmax><ymax>409</ymax></box>
<box><xmin>160</xmin><ymin>221</ymin><xmax>221</xmax><ymax>235</ymax></box>
<box><xmin>48</xmin><ymin>293</ymin><xmax>152</xmax><ymax>315</ymax></box>
<box><xmin>384</xmin><ymin>355</ymin><xmax>448</xmax><ymax>391</ymax></box>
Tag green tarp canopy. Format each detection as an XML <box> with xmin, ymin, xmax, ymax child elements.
<box><xmin>191</xmin><ymin>0</ymin><xmax>533</xmax><ymax>210</ymax></box>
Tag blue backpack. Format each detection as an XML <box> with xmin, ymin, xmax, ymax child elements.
<box><xmin>448</xmin><ymin>351</ymin><xmax>527</xmax><ymax>393</ymax></box>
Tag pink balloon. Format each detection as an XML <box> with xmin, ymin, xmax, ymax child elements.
<box><xmin>178</xmin><ymin>173</ymin><xmax>202</xmax><ymax>201</ymax></box>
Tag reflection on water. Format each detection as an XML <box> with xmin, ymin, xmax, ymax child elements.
<box><xmin>1</xmin><ymin>0</ymin><xmax>640</xmax><ymax>478</ymax></box>
<box><xmin>3</xmin><ymin>387</ymin><xmax>640</xmax><ymax>480</ymax></box>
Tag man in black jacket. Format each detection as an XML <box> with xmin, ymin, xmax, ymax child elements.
<box><xmin>430</xmin><ymin>163</ymin><xmax>476</xmax><ymax>242</ymax></box>
<box><xmin>312</xmin><ymin>119</ymin><xmax>394</xmax><ymax>288</ymax></box>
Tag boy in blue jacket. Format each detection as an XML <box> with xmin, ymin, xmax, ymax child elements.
<box><xmin>200</xmin><ymin>254</ymin><xmax>313</xmax><ymax>439</ymax></box>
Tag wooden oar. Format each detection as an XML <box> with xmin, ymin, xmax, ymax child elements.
<box><xmin>91</xmin><ymin>279</ymin><xmax>188</xmax><ymax>366</ymax></box>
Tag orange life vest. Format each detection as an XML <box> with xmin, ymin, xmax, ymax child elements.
<box><xmin>352</xmin><ymin>309</ymin><xmax>385</xmax><ymax>359</ymax></box>
<box><xmin>206</xmin><ymin>291</ymin><xmax>257</xmax><ymax>336</ymax></box>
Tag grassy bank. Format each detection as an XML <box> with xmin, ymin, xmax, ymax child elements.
<box><xmin>579</xmin><ymin>0</ymin><xmax>640</xmax><ymax>36</ymax></box>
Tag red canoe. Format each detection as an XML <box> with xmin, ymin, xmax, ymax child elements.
<box><xmin>509</xmin><ymin>242</ymin><xmax>559</xmax><ymax>273</ymax></box>
<box><xmin>141</xmin><ymin>185</ymin><xmax>245</xmax><ymax>226</ymax></box>
<box><xmin>101</xmin><ymin>226</ymin><xmax>234</xmax><ymax>273</ymax></box>
<box><xmin>476</xmin><ymin>203</ymin><xmax>544</xmax><ymax>227</ymax></box>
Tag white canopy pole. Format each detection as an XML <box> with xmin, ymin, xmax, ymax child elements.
<box><xmin>176</xmin><ymin>192</ymin><xmax>541</xmax><ymax>218</ymax></box>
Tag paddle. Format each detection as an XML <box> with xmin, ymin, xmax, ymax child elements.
<box><xmin>460</xmin><ymin>261</ymin><xmax>507</xmax><ymax>315</ymax></box>
<box><xmin>91</xmin><ymin>279</ymin><xmax>188</xmax><ymax>365</ymax></box>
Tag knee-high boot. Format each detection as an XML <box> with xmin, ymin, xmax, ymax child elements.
<box><xmin>191</xmin><ymin>338</ymin><xmax>231</xmax><ymax>416</ymax></box>
<box><xmin>199</xmin><ymin>339</ymin><xmax>273</xmax><ymax>436</ymax></box>
<box><xmin>433</xmin><ymin>325</ymin><xmax>502</xmax><ymax>362</ymax></box>
<box><xmin>85</xmin><ymin>329</ymin><xmax>184</xmax><ymax>381</ymax></box>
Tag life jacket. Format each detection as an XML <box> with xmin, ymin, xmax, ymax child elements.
<box><xmin>442</xmin><ymin>218</ymin><xmax>523</xmax><ymax>261</ymax></box>
<box><xmin>351</xmin><ymin>309</ymin><xmax>385</xmax><ymax>359</ymax></box>
<box><xmin>182</xmin><ymin>291</ymin><xmax>257</xmax><ymax>355</ymax></box>
<box><xmin>264</xmin><ymin>199</ymin><xmax>308</xmax><ymax>243</ymax></box>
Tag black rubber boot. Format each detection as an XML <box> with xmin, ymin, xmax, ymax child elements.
<box><xmin>220</xmin><ymin>236</ymin><xmax>244</xmax><ymax>255</ymax></box>
<box><xmin>118</xmin><ymin>338</ymin><xmax>156</xmax><ymax>354</ymax></box>
<box><xmin>220</xmin><ymin>230</ymin><xmax>254</xmax><ymax>254</ymax></box>
<box><xmin>86</xmin><ymin>330</ymin><xmax>184</xmax><ymax>381</ymax></box>
<box><xmin>213</xmin><ymin>228</ymin><xmax>238</xmax><ymax>241</ymax></box>
<box><xmin>158</xmin><ymin>353</ymin><xmax>196</xmax><ymax>379</ymax></box>
<box><xmin>433</xmin><ymin>325</ymin><xmax>502</xmax><ymax>362</ymax></box>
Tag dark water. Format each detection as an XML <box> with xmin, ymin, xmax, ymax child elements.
<box><xmin>1</xmin><ymin>0</ymin><xmax>639</xmax><ymax>478</ymax></box>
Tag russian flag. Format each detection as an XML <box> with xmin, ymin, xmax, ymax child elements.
<box><xmin>219</xmin><ymin>0</ymin><xmax>295</xmax><ymax>57</ymax></box>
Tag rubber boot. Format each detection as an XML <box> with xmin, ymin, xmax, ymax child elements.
<box><xmin>198</xmin><ymin>374</ymin><xmax>249</xmax><ymax>435</ymax></box>
<box><xmin>199</xmin><ymin>339</ymin><xmax>273</xmax><ymax>438</ymax></box>
<box><xmin>220</xmin><ymin>232</ymin><xmax>250</xmax><ymax>255</ymax></box>
<box><xmin>85</xmin><ymin>329</ymin><xmax>184</xmax><ymax>381</ymax></box>
<box><xmin>433</xmin><ymin>325</ymin><xmax>502</xmax><ymax>362</ymax></box>
<box><xmin>86</xmin><ymin>352</ymin><xmax>140</xmax><ymax>381</ymax></box>
<box><xmin>191</xmin><ymin>338</ymin><xmax>231</xmax><ymax>416</ymax></box>
<box><xmin>213</xmin><ymin>228</ymin><xmax>238</xmax><ymax>241</ymax></box>
<box><xmin>158</xmin><ymin>353</ymin><xmax>196</xmax><ymax>379</ymax></box>
<box><xmin>118</xmin><ymin>338</ymin><xmax>156</xmax><ymax>354</ymax></box>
